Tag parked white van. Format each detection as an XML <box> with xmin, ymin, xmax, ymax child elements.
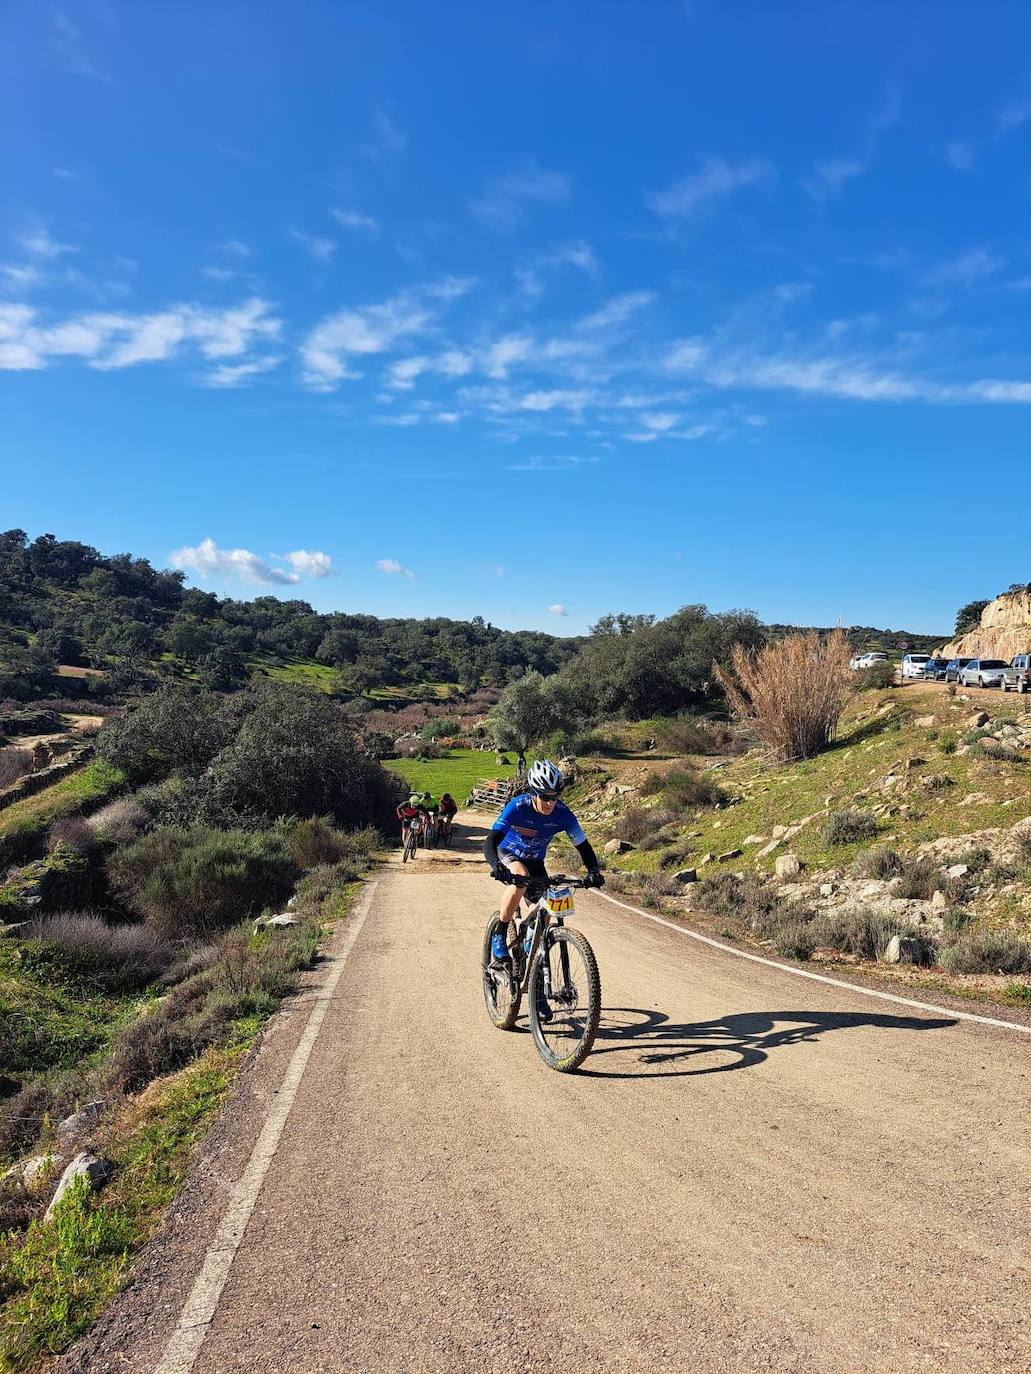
<box><xmin>901</xmin><ymin>653</ymin><xmax>931</xmax><ymax>679</ymax></box>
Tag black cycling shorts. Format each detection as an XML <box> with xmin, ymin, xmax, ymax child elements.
<box><xmin>500</xmin><ymin>856</ymin><xmax>548</xmax><ymax>880</ymax></box>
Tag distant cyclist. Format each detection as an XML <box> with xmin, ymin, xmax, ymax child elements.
<box><xmin>438</xmin><ymin>792</ymin><xmax>458</xmax><ymax>842</ymax></box>
<box><xmin>419</xmin><ymin>791</ymin><xmax>440</xmax><ymax>845</ymax></box>
<box><xmin>397</xmin><ymin>794</ymin><xmax>422</xmax><ymax>848</ymax></box>
<box><xmin>484</xmin><ymin>759</ymin><xmax>603</xmax><ymax>977</ymax></box>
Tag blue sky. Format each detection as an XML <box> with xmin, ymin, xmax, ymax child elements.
<box><xmin>2</xmin><ymin>0</ymin><xmax>1030</xmax><ymax>636</ymax></box>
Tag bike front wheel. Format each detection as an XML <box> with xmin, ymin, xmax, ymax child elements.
<box><xmin>529</xmin><ymin>926</ymin><xmax>601</xmax><ymax>1072</ymax></box>
<box><xmin>482</xmin><ymin>915</ymin><xmax>522</xmax><ymax>1030</ymax></box>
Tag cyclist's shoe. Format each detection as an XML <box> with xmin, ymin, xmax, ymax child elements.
<box><xmin>490</xmin><ymin>930</ymin><xmax>510</xmax><ymax>966</ymax></box>
<box><xmin>535</xmin><ymin>995</ymin><xmax>553</xmax><ymax>1025</ymax></box>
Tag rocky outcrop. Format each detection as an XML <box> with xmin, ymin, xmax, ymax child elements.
<box><xmin>938</xmin><ymin>588</ymin><xmax>1031</xmax><ymax>660</ymax></box>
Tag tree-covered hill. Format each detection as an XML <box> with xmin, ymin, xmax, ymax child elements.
<box><xmin>0</xmin><ymin>530</ymin><xmax>582</xmax><ymax>699</ymax></box>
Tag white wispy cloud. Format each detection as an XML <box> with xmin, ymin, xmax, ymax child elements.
<box><xmin>331</xmin><ymin>209</ymin><xmax>379</xmax><ymax>233</ymax></box>
<box><xmin>803</xmin><ymin>88</ymin><xmax>901</xmax><ymax>199</ymax></box>
<box><xmin>0</xmin><ymin>297</ymin><xmax>280</xmax><ymax>376</ymax></box>
<box><xmin>360</xmin><ymin>108</ymin><xmax>408</xmax><ymax>160</ymax></box>
<box><xmin>508</xmin><ymin>455</ymin><xmax>599</xmax><ymax>471</ymax></box>
<box><xmin>171</xmin><ymin>537</ymin><xmax>301</xmax><ymax>586</ymax></box>
<box><xmin>20</xmin><ymin>227</ymin><xmax>77</xmax><ymax>260</ymax></box>
<box><xmin>548</xmin><ymin>604</ymin><xmax>568</xmax><ymax>617</ymax></box>
<box><xmin>52</xmin><ymin>11</ymin><xmax>110</xmax><ymax>83</ymax></box>
<box><xmin>52</xmin><ymin>167</ymin><xmax>79</xmax><ymax>181</ymax></box>
<box><xmin>945</xmin><ymin>139</ymin><xmax>976</xmax><ymax>172</ymax></box>
<box><xmin>516</xmin><ymin>240</ymin><xmax>598</xmax><ymax>295</ymax></box>
<box><xmin>281</xmin><ymin>549</ymin><xmax>336</xmax><ymax>578</ymax></box>
<box><xmin>648</xmin><ymin>157</ymin><xmax>775</xmax><ymax>218</ymax></box>
<box><xmin>996</xmin><ymin>98</ymin><xmax>1031</xmax><ymax>137</ymax></box>
<box><xmin>213</xmin><ymin>239</ymin><xmax>251</xmax><ymax>258</ymax></box>
<box><xmin>204</xmin><ymin>355</ymin><xmax>283</xmax><ymax>388</ymax></box>
<box><xmin>578</xmin><ymin>291</ymin><xmax>655</xmax><ymax>332</ymax></box>
<box><xmin>386</xmin><ymin>349</ymin><xmax>473</xmax><ymax>390</ymax></box>
<box><xmin>663</xmin><ymin>336</ymin><xmax>1031</xmax><ymax>405</ymax></box>
<box><xmin>922</xmin><ymin>246</ymin><xmax>1004</xmax><ymax>289</ymax></box>
<box><xmin>290</xmin><ymin>228</ymin><xmax>336</xmax><ymax>262</ymax></box>
<box><xmin>483</xmin><ymin>334</ymin><xmax>534</xmax><ymax>378</ymax></box>
<box><xmin>0</xmin><ymin>265</ymin><xmax>43</xmax><ymax>292</ymax></box>
<box><xmin>377</xmin><ymin>557</ymin><xmax>417</xmax><ymax>579</ymax></box>
<box><xmin>470</xmin><ymin>159</ymin><xmax>570</xmax><ymax>229</ymax></box>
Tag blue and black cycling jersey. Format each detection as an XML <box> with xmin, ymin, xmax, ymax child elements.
<box><xmin>489</xmin><ymin>796</ymin><xmax>593</xmax><ymax>857</ymax></box>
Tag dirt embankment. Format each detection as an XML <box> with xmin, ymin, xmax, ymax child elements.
<box><xmin>938</xmin><ymin>588</ymin><xmax>1031</xmax><ymax>660</ymax></box>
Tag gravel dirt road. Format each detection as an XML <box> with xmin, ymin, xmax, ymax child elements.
<box><xmin>62</xmin><ymin>814</ymin><xmax>1029</xmax><ymax>1374</ymax></box>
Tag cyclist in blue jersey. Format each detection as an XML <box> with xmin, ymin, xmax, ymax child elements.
<box><xmin>484</xmin><ymin>759</ymin><xmax>604</xmax><ymax>982</ymax></box>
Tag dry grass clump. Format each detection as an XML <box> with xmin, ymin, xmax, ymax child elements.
<box><xmin>938</xmin><ymin>929</ymin><xmax>1031</xmax><ymax>975</ymax></box>
<box><xmin>0</xmin><ymin>747</ymin><xmax>33</xmax><ymax>791</ymax></box>
<box><xmin>852</xmin><ymin>845</ymin><xmax>903</xmax><ymax>879</ymax></box>
<box><xmin>19</xmin><ymin>914</ymin><xmax>175</xmax><ymax>993</ymax></box>
<box><xmin>715</xmin><ymin>629</ymin><xmax>853</xmax><ymax>761</ymax></box>
<box><xmin>86</xmin><ymin>795</ymin><xmax>150</xmax><ymax>847</ymax></box>
<box><xmin>614</xmin><ymin>806</ymin><xmax>675</xmax><ymax>843</ymax></box>
<box><xmin>823</xmin><ymin>807</ymin><xmax>878</xmax><ymax>845</ymax></box>
<box><xmin>641</xmin><ymin>768</ymin><xmax>725</xmax><ymax>811</ymax></box>
<box><xmin>46</xmin><ymin>817</ymin><xmax>97</xmax><ymax>854</ymax></box>
<box><xmin>813</xmin><ymin>907</ymin><xmax>923</xmax><ymax>961</ymax></box>
<box><xmin>894</xmin><ymin>856</ymin><xmax>946</xmax><ymax>900</ymax></box>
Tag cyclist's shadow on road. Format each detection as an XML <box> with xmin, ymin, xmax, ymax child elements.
<box><xmin>579</xmin><ymin>1007</ymin><xmax>956</xmax><ymax>1078</ymax></box>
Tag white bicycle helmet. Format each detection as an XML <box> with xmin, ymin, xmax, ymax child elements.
<box><xmin>527</xmin><ymin>758</ymin><xmax>564</xmax><ymax>795</ymax></box>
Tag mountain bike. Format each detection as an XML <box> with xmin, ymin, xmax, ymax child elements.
<box><xmin>402</xmin><ymin>814</ymin><xmax>424</xmax><ymax>863</ymax></box>
<box><xmin>439</xmin><ymin>815</ymin><xmax>454</xmax><ymax>847</ymax></box>
<box><xmin>424</xmin><ymin>813</ymin><xmax>438</xmax><ymax>848</ymax></box>
<box><xmin>481</xmin><ymin>874</ymin><xmax>601</xmax><ymax>1073</ymax></box>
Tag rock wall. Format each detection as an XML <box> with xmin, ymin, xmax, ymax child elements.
<box><xmin>937</xmin><ymin>588</ymin><xmax>1031</xmax><ymax>660</ymax></box>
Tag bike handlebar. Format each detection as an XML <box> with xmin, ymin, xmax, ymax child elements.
<box><xmin>496</xmin><ymin>871</ymin><xmax>588</xmax><ymax>889</ymax></box>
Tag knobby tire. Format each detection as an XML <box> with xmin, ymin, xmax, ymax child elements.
<box><xmin>482</xmin><ymin>914</ymin><xmax>521</xmax><ymax>1030</ymax></box>
<box><xmin>529</xmin><ymin>926</ymin><xmax>601</xmax><ymax>1072</ymax></box>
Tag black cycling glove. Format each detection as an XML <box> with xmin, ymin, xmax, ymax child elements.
<box><xmin>583</xmin><ymin>868</ymin><xmax>605</xmax><ymax>889</ymax></box>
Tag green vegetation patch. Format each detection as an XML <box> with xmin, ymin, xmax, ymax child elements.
<box><xmin>386</xmin><ymin>747</ymin><xmax>515</xmax><ymax>800</ymax></box>
<box><xmin>0</xmin><ymin>1044</ymin><xmax>240</xmax><ymax>1372</ymax></box>
<box><xmin>0</xmin><ymin>762</ymin><xmax>125</xmax><ymax>868</ymax></box>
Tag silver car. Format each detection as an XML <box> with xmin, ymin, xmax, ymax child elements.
<box><xmin>958</xmin><ymin>658</ymin><xmax>1009</xmax><ymax>687</ymax></box>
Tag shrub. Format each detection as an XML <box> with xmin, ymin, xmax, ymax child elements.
<box><xmin>658</xmin><ymin>840</ymin><xmax>695</xmax><ymax>870</ymax></box>
<box><xmin>856</xmin><ymin>661</ymin><xmax>897</xmax><ymax>691</ymax></box>
<box><xmin>939</xmin><ymin>733</ymin><xmax>957</xmax><ymax>754</ymax></box>
<box><xmin>394</xmin><ymin>738</ymin><xmax>444</xmax><ymax>761</ymax></box>
<box><xmin>894</xmin><ymin>856</ymin><xmax>944</xmax><ymax>900</ymax></box>
<box><xmin>420</xmin><ymin>716</ymin><xmax>461</xmax><ymax>742</ymax></box>
<box><xmin>85</xmin><ymin>795</ymin><xmax>150</xmax><ymax>847</ymax></box>
<box><xmin>979</xmin><ymin>737</ymin><xmax>1023</xmax><ymax>763</ymax></box>
<box><xmin>922</xmin><ymin>773</ymin><xmax>954</xmax><ymax>791</ymax></box>
<box><xmin>0</xmin><ymin>747</ymin><xmax>32</xmax><ymax>791</ymax></box>
<box><xmin>108</xmin><ymin>825</ymin><xmax>296</xmax><ymax>941</ymax></box>
<box><xmin>19</xmin><ymin>915</ymin><xmax>174</xmax><ymax>993</ymax></box>
<box><xmin>95</xmin><ymin>684</ymin><xmax>240</xmax><ymax>783</ymax></box>
<box><xmin>655</xmin><ymin>716</ymin><xmax>740</xmax><ymax>756</ymax></box>
<box><xmin>812</xmin><ymin>907</ymin><xmax>921</xmax><ymax>961</ymax></box>
<box><xmin>46</xmin><ymin>816</ymin><xmax>97</xmax><ymax>854</ymax></box>
<box><xmin>852</xmin><ymin>844</ymin><xmax>902</xmax><ymax>879</ymax></box>
<box><xmin>953</xmin><ymin>845</ymin><xmax>993</xmax><ymax>873</ymax></box>
<box><xmin>715</xmin><ymin>629</ymin><xmax>854</xmax><ymax>761</ymax></box>
<box><xmin>643</xmin><ymin>767</ymin><xmax>725</xmax><ymax>810</ymax></box>
<box><xmin>942</xmin><ymin>908</ymin><xmax>973</xmax><ymax>937</ymax></box>
<box><xmin>203</xmin><ymin>682</ymin><xmax>401</xmax><ymax>831</ymax></box>
<box><xmin>614</xmin><ymin>806</ymin><xmax>673</xmax><ymax>843</ymax></box>
<box><xmin>823</xmin><ymin>808</ymin><xmax>878</xmax><ymax>845</ymax></box>
<box><xmin>285</xmin><ymin>816</ymin><xmax>347</xmax><ymax>869</ymax></box>
<box><xmin>0</xmin><ymin>1080</ymin><xmax>53</xmax><ymax>1164</ymax></box>
<box><xmin>696</xmin><ymin>872</ymin><xmax>783</xmax><ymax>926</ymax></box>
<box><xmin>938</xmin><ymin>929</ymin><xmax>1031</xmax><ymax>975</ymax></box>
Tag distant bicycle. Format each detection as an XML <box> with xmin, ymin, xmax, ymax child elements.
<box><xmin>438</xmin><ymin>815</ymin><xmax>454</xmax><ymax>847</ymax></box>
<box><xmin>402</xmin><ymin>813</ymin><xmax>425</xmax><ymax>863</ymax></box>
<box><xmin>481</xmin><ymin>873</ymin><xmax>601</xmax><ymax>1073</ymax></box>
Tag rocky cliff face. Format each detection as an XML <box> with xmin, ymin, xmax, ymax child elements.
<box><xmin>938</xmin><ymin>588</ymin><xmax>1031</xmax><ymax>659</ymax></box>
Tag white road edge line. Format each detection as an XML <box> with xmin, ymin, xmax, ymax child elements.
<box><xmin>596</xmin><ymin>889</ymin><xmax>1031</xmax><ymax>1036</ymax></box>
<box><xmin>154</xmin><ymin>880</ymin><xmax>379</xmax><ymax>1374</ymax></box>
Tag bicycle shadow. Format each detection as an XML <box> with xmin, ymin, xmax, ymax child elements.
<box><xmin>578</xmin><ymin>1006</ymin><xmax>956</xmax><ymax>1079</ymax></box>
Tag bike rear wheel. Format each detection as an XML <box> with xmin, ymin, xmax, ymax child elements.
<box><xmin>403</xmin><ymin>829</ymin><xmax>417</xmax><ymax>862</ymax></box>
<box><xmin>529</xmin><ymin>926</ymin><xmax>601</xmax><ymax>1072</ymax></box>
<box><xmin>482</xmin><ymin>915</ymin><xmax>522</xmax><ymax>1030</ymax></box>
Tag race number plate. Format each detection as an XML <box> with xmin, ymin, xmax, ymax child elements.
<box><xmin>546</xmin><ymin>886</ymin><xmax>575</xmax><ymax>914</ymax></box>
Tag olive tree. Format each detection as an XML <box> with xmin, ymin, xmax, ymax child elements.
<box><xmin>488</xmin><ymin>671</ymin><xmax>575</xmax><ymax>772</ymax></box>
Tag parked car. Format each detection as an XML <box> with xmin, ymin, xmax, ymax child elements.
<box><xmin>850</xmin><ymin>652</ymin><xmax>890</xmax><ymax>670</ymax></box>
<box><xmin>922</xmin><ymin>657</ymin><xmax>952</xmax><ymax>681</ymax></box>
<box><xmin>1002</xmin><ymin>654</ymin><xmax>1031</xmax><ymax>693</ymax></box>
<box><xmin>958</xmin><ymin>658</ymin><xmax>1009</xmax><ymax>688</ymax></box>
<box><xmin>901</xmin><ymin>653</ymin><xmax>931</xmax><ymax>679</ymax></box>
<box><xmin>944</xmin><ymin>658</ymin><xmax>973</xmax><ymax>683</ymax></box>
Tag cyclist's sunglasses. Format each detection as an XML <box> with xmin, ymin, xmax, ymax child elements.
<box><xmin>536</xmin><ymin>790</ymin><xmax>560</xmax><ymax>801</ymax></box>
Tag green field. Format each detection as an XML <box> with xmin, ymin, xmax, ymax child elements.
<box><xmin>0</xmin><ymin>760</ymin><xmax>125</xmax><ymax>868</ymax></box>
<box><xmin>386</xmin><ymin>748</ymin><xmax>515</xmax><ymax>801</ymax></box>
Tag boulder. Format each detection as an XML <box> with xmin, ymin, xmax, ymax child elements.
<box><xmin>882</xmin><ymin>935</ymin><xmax>922</xmax><ymax>965</ymax></box>
<box><xmin>256</xmin><ymin>913</ymin><xmax>299</xmax><ymax>929</ymax></box>
<box><xmin>603</xmin><ymin>838</ymin><xmax>634</xmax><ymax>855</ymax></box>
<box><xmin>947</xmin><ymin>863</ymin><xmax>969</xmax><ymax>879</ymax></box>
<box><xmin>56</xmin><ymin>1100</ymin><xmax>105</xmax><ymax>1152</ymax></box>
<box><xmin>673</xmin><ymin>869</ymin><xmax>697</xmax><ymax>884</ymax></box>
<box><xmin>930</xmin><ymin>890</ymin><xmax>948</xmax><ymax>910</ymax></box>
<box><xmin>819</xmin><ymin>883</ymin><xmax>834</xmax><ymax>897</ymax></box>
<box><xmin>757</xmin><ymin>837</ymin><xmax>783</xmax><ymax>858</ymax></box>
<box><xmin>771</xmin><ymin>824</ymin><xmax>788</xmax><ymax>839</ymax></box>
<box><xmin>698</xmin><ymin>852</ymin><xmax>714</xmax><ymax>866</ymax></box>
<box><xmin>775</xmin><ymin>853</ymin><xmax>801</xmax><ymax>880</ymax></box>
<box><xmin>22</xmin><ymin>1155</ymin><xmax>54</xmax><ymax>1191</ymax></box>
<box><xmin>716</xmin><ymin>848</ymin><xmax>742</xmax><ymax>862</ymax></box>
<box><xmin>965</xmin><ymin>711</ymin><xmax>990</xmax><ymax>729</ymax></box>
<box><xmin>741</xmin><ymin>835</ymin><xmax>766</xmax><ymax>847</ymax></box>
<box><xmin>915</xmin><ymin>715</ymin><xmax>936</xmax><ymax>727</ymax></box>
<box><xmin>45</xmin><ymin>1152</ymin><xmax>111</xmax><ymax>1221</ymax></box>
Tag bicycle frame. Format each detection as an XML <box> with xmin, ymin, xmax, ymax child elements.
<box><xmin>506</xmin><ymin>876</ymin><xmax>581</xmax><ymax>997</ymax></box>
